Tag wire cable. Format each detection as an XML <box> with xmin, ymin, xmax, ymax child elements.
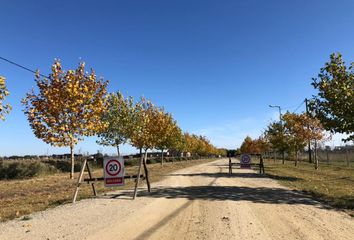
<box><xmin>0</xmin><ymin>56</ymin><xmax>49</xmax><ymax>78</ymax></box>
<box><xmin>293</xmin><ymin>100</ymin><xmax>305</xmax><ymax>113</ymax></box>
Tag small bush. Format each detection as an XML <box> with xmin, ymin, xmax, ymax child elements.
<box><xmin>44</xmin><ymin>160</ymin><xmax>82</xmax><ymax>172</ymax></box>
<box><xmin>125</xmin><ymin>158</ymin><xmax>139</xmax><ymax>167</ymax></box>
<box><xmin>0</xmin><ymin>161</ymin><xmax>57</xmax><ymax>180</ymax></box>
<box><xmin>147</xmin><ymin>158</ymin><xmax>158</xmax><ymax>164</ymax></box>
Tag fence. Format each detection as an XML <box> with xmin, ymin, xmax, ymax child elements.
<box><xmin>299</xmin><ymin>149</ymin><xmax>354</xmax><ymax>167</ymax></box>
<box><xmin>265</xmin><ymin>149</ymin><xmax>354</xmax><ymax>168</ymax></box>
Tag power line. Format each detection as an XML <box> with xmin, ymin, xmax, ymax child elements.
<box><xmin>293</xmin><ymin>100</ymin><xmax>305</xmax><ymax>113</ymax></box>
<box><xmin>0</xmin><ymin>56</ymin><xmax>49</xmax><ymax>78</ymax></box>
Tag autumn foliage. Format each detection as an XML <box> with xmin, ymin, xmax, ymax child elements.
<box><xmin>0</xmin><ymin>76</ymin><xmax>11</xmax><ymax>120</ymax></box>
<box><xmin>22</xmin><ymin>61</ymin><xmax>108</xmax><ymax>178</ymax></box>
<box><xmin>239</xmin><ymin>136</ymin><xmax>269</xmax><ymax>154</ymax></box>
<box><xmin>20</xmin><ymin>60</ymin><xmax>223</xmax><ymax>183</ymax></box>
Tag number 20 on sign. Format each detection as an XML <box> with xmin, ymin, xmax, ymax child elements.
<box><xmin>103</xmin><ymin>157</ymin><xmax>125</xmax><ymax>187</ymax></box>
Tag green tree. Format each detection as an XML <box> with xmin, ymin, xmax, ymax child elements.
<box><xmin>97</xmin><ymin>92</ymin><xmax>134</xmax><ymax>157</ymax></box>
<box><xmin>310</xmin><ymin>53</ymin><xmax>354</xmax><ymax>142</ymax></box>
<box><xmin>264</xmin><ymin>121</ymin><xmax>290</xmax><ymax>164</ymax></box>
<box><xmin>23</xmin><ymin>61</ymin><xmax>108</xmax><ymax>179</ymax></box>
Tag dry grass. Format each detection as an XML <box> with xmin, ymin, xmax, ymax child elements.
<box><xmin>0</xmin><ymin>158</ymin><xmax>215</xmax><ymax>222</ymax></box>
<box><xmin>264</xmin><ymin>159</ymin><xmax>354</xmax><ymax>216</ymax></box>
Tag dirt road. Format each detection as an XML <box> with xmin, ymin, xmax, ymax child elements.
<box><xmin>1</xmin><ymin>159</ymin><xmax>353</xmax><ymax>240</ymax></box>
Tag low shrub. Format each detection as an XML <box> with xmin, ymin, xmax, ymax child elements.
<box><xmin>0</xmin><ymin>161</ymin><xmax>57</xmax><ymax>180</ymax></box>
<box><xmin>125</xmin><ymin>158</ymin><xmax>139</xmax><ymax>167</ymax></box>
<box><xmin>44</xmin><ymin>160</ymin><xmax>82</xmax><ymax>172</ymax></box>
<box><xmin>147</xmin><ymin>158</ymin><xmax>158</xmax><ymax>164</ymax></box>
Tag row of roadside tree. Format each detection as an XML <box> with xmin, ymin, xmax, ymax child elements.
<box><xmin>1</xmin><ymin>60</ymin><xmax>226</xmax><ymax>180</ymax></box>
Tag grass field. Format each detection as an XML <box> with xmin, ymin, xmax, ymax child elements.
<box><xmin>0</xmin><ymin>158</ymin><xmax>215</xmax><ymax>222</ymax></box>
<box><xmin>264</xmin><ymin>159</ymin><xmax>354</xmax><ymax>216</ymax></box>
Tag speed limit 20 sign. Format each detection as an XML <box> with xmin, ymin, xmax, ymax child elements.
<box><xmin>240</xmin><ymin>154</ymin><xmax>252</xmax><ymax>169</ymax></box>
<box><xmin>103</xmin><ymin>157</ymin><xmax>125</xmax><ymax>187</ymax></box>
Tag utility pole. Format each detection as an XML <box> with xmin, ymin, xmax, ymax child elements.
<box><xmin>305</xmin><ymin>98</ymin><xmax>312</xmax><ymax>163</ymax></box>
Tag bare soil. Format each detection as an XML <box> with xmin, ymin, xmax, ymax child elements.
<box><xmin>1</xmin><ymin>159</ymin><xmax>353</xmax><ymax>240</ymax></box>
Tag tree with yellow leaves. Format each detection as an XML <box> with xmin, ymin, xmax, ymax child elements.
<box><xmin>129</xmin><ymin>97</ymin><xmax>154</xmax><ymax>197</ymax></box>
<box><xmin>22</xmin><ymin>61</ymin><xmax>108</xmax><ymax>179</ymax></box>
<box><xmin>155</xmin><ymin>109</ymin><xmax>181</xmax><ymax>165</ymax></box>
<box><xmin>130</xmin><ymin>98</ymin><xmax>180</xmax><ymax>196</ymax></box>
<box><xmin>0</xmin><ymin>76</ymin><xmax>11</xmax><ymax>120</ymax></box>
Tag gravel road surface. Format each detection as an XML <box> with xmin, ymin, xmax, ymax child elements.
<box><xmin>1</xmin><ymin>159</ymin><xmax>353</xmax><ymax>240</ymax></box>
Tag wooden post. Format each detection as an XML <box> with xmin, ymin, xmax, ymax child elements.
<box><xmin>315</xmin><ymin>140</ymin><xmax>319</xmax><ymax>170</ymax></box>
<box><xmin>161</xmin><ymin>149</ymin><xmax>164</xmax><ymax>165</ymax></box>
<box><xmin>143</xmin><ymin>150</ymin><xmax>151</xmax><ymax>192</ymax></box>
<box><xmin>346</xmin><ymin>148</ymin><xmax>349</xmax><ymax>167</ymax></box>
<box><xmin>86</xmin><ymin>162</ymin><xmax>97</xmax><ymax>196</ymax></box>
<box><xmin>228</xmin><ymin>157</ymin><xmax>232</xmax><ymax>174</ymax></box>
<box><xmin>260</xmin><ymin>155</ymin><xmax>265</xmax><ymax>174</ymax></box>
<box><xmin>133</xmin><ymin>149</ymin><xmax>144</xmax><ymax>200</ymax></box>
<box><xmin>73</xmin><ymin>159</ymin><xmax>87</xmax><ymax>203</ymax></box>
<box><xmin>295</xmin><ymin>151</ymin><xmax>298</xmax><ymax>167</ymax></box>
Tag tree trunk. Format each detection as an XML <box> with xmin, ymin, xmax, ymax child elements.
<box><xmin>274</xmin><ymin>152</ymin><xmax>276</xmax><ymax>163</ymax></box>
<box><xmin>282</xmin><ymin>151</ymin><xmax>285</xmax><ymax>164</ymax></box>
<box><xmin>133</xmin><ymin>148</ymin><xmax>144</xmax><ymax>199</ymax></box>
<box><xmin>308</xmin><ymin>142</ymin><xmax>312</xmax><ymax>163</ymax></box>
<box><xmin>70</xmin><ymin>142</ymin><xmax>75</xmax><ymax>179</ymax></box>
<box><xmin>315</xmin><ymin>140</ymin><xmax>319</xmax><ymax>170</ymax></box>
<box><xmin>295</xmin><ymin>151</ymin><xmax>298</xmax><ymax>167</ymax></box>
<box><xmin>346</xmin><ymin>148</ymin><xmax>349</xmax><ymax>167</ymax></box>
<box><xmin>161</xmin><ymin>149</ymin><xmax>164</xmax><ymax>166</ymax></box>
<box><xmin>116</xmin><ymin>145</ymin><xmax>120</xmax><ymax>157</ymax></box>
<box><xmin>143</xmin><ymin>149</ymin><xmax>151</xmax><ymax>192</ymax></box>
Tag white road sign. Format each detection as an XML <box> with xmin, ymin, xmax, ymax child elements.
<box><xmin>240</xmin><ymin>154</ymin><xmax>251</xmax><ymax>169</ymax></box>
<box><xmin>103</xmin><ymin>157</ymin><xmax>125</xmax><ymax>187</ymax></box>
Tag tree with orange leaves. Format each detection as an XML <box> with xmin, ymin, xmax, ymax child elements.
<box><xmin>283</xmin><ymin>112</ymin><xmax>326</xmax><ymax>167</ymax></box>
<box><xmin>22</xmin><ymin>61</ymin><xmax>108</xmax><ymax>179</ymax></box>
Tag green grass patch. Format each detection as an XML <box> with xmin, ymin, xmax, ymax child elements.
<box><xmin>264</xmin><ymin>159</ymin><xmax>354</xmax><ymax>215</ymax></box>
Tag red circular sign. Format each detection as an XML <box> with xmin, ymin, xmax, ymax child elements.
<box><xmin>105</xmin><ymin>159</ymin><xmax>122</xmax><ymax>176</ymax></box>
<box><xmin>241</xmin><ymin>155</ymin><xmax>251</xmax><ymax>164</ymax></box>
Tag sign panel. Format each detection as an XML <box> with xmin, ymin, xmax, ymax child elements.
<box><xmin>103</xmin><ymin>157</ymin><xmax>124</xmax><ymax>187</ymax></box>
<box><xmin>240</xmin><ymin>154</ymin><xmax>251</xmax><ymax>169</ymax></box>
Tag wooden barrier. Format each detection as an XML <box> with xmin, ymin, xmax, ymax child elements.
<box><xmin>72</xmin><ymin>157</ymin><xmax>145</xmax><ymax>203</ymax></box>
<box><xmin>228</xmin><ymin>154</ymin><xmax>265</xmax><ymax>175</ymax></box>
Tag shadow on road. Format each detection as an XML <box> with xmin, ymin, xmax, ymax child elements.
<box><xmin>168</xmin><ymin>172</ymin><xmax>300</xmax><ymax>182</ymax></box>
<box><xmin>136</xmin><ymin>185</ymin><xmax>324</xmax><ymax>207</ymax></box>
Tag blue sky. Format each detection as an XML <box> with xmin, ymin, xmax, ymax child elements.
<box><xmin>0</xmin><ymin>0</ymin><xmax>353</xmax><ymax>156</ymax></box>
